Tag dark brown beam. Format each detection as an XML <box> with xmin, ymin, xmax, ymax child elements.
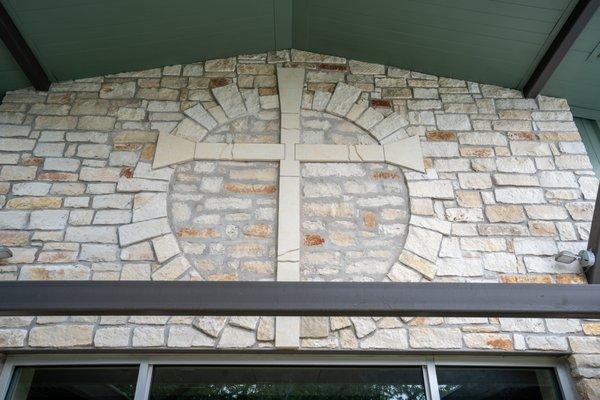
<box><xmin>0</xmin><ymin>281</ymin><xmax>599</xmax><ymax>318</ymax></box>
<box><xmin>0</xmin><ymin>2</ymin><xmax>50</xmax><ymax>91</ymax></box>
<box><xmin>523</xmin><ymin>0</ymin><xmax>600</xmax><ymax>98</ymax></box>
<box><xmin>587</xmin><ymin>187</ymin><xmax>600</xmax><ymax>283</ymax></box>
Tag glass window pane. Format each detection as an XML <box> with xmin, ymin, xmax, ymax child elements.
<box><xmin>5</xmin><ymin>366</ymin><xmax>139</xmax><ymax>400</ymax></box>
<box><xmin>149</xmin><ymin>366</ymin><xmax>427</xmax><ymax>399</ymax></box>
<box><xmin>436</xmin><ymin>366</ymin><xmax>563</xmax><ymax>400</ymax></box>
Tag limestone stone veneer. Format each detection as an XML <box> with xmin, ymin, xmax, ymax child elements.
<box><xmin>0</xmin><ymin>49</ymin><xmax>599</xmax><ymax>398</ymax></box>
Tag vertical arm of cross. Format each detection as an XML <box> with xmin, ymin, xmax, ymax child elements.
<box><xmin>274</xmin><ymin>67</ymin><xmax>305</xmax><ymax>348</ymax></box>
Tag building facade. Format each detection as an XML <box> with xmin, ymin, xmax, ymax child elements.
<box><xmin>0</xmin><ymin>49</ymin><xmax>599</xmax><ymax>398</ymax></box>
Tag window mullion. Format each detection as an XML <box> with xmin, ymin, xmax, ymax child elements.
<box><xmin>133</xmin><ymin>362</ymin><xmax>153</xmax><ymax>400</ymax></box>
<box><xmin>424</xmin><ymin>362</ymin><xmax>440</xmax><ymax>400</ymax></box>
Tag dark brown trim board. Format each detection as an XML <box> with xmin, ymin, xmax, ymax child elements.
<box><xmin>0</xmin><ymin>281</ymin><xmax>599</xmax><ymax>318</ymax></box>
<box><xmin>0</xmin><ymin>2</ymin><xmax>50</xmax><ymax>91</ymax></box>
<box><xmin>523</xmin><ymin>0</ymin><xmax>600</xmax><ymax>98</ymax></box>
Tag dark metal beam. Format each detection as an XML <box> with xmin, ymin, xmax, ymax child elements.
<box><xmin>523</xmin><ymin>0</ymin><xmax>600</xmax><ymax>98</ymax></box>
<box><xmin>0</xmin><ymin>281</ymin><xmax>599</xmax><ymax>318</ymax></box>
<box><xmin>587</xmin><ymin>186</ymin><xmax>600</xmax><ymax>283</ymax></box>
<box><xmin>0</xmin><ymin>2</ymin><xmax>50</xmax><ymax>91</ymax></box>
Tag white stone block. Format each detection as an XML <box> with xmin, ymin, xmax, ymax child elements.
<box><xmin>153</xmin><ymin>133</ymin><xmax>195</xmax><ymax>169</ymax></box>
<box><xmin>232</xmin><ymin>143</ymin><xmax>285</xmax><ymax>161</ymax></box>
<box><xmin>211</xmin><ymin>84</ymin><xmax>247</xmax><ymax>118</ymax></box>
<box><xmin>277</xmin><ymin>67</ymin><xmax>305</xmax><ymax>113</ymax></box>
<box><xmin>184</xmin><ymin>103</ymin><xmax>217</xmax><ymax>130</ymax></box>
<box><xmin>275</xmin><ymin>317</ymin><xmax>300</xmax><ymax>348</ymax></box>
<box><xmin>152</xmin><ymin>234</ymin><xmax>180</xmax><ymax>263</ymax></box>
<box><xmin>118</xmin><ymin>217</ymin><xmax>171</xmax><ymax>246</ymax></box>
<box><xmin>326</xmin><ymin>82</ymin><xmax>362</xmax><ymax>116</ymax></box>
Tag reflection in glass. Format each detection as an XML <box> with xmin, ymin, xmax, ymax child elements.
<box><xmin>437</xmin><ymin>367</ymin><xmax>563</xmax><ymax>400</ymax></box>
<box><xmin>6</xmin><ymin>366</ymin><xmax>138</xmax><ymax>400</ymax></box>
<box><xmin>149</xmin><ymin>366</ymin><xmax>427</xmax><ymax>399</ymax></box>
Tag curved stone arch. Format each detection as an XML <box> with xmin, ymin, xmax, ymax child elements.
<box><xmin>149</xmin><ymin>77</ymin><xmax>439</xmax><ymax>283</ymax></box>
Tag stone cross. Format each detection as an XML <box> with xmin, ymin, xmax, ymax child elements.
<box><xmin>153</xmin><ymin>67</ymin><xmax>425</xmax><ymax>348</ymax></box>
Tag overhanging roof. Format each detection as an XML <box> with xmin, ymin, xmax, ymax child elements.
<box><xmin>1</xmin><ymin>0</ymin><xmax>599</xmax><ymax>115</ymax></box>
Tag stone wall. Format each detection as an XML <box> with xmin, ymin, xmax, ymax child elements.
<box><xmin>0</xmin><ymin>49</ymin><xmax>599</xmax><ymax>397</ymax></box>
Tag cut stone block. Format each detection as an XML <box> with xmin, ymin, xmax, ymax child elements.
<box><xmin>383</xmin><ymin>136</ymin><xmax>425</xmax><ymax>172</ymax></box>
<box><xmin>275</xmin><ymin>316</ymin><xmax>300</xmax><ymax>348</ymax></box>
<box><xmin>277</xmin><ymin>67</ymin><xmax>305</xmax><ymax>114</ymax></box>
<box><xmin>280</xmin><ymin>127</ymin><xmax>300</xmax><ymax>177</ymax></box>
<box><xmin>356</xmin><ymin>107</ymin><xmax>384</xmax><ymax>130</ymax></box>
<box><xmin>281</xmin><ymin>113</ymin><xmax>300</xmax><ymax>130</ymax></box>
<box><xmin>326</xmin><ymin>82</ymin><xmax>362</xmax><ymax>116</ymax></box>
<box><xmin>194</xmin><ymin>143</ymin><xmax>284</xmax><ymax>161</ymax></box>
<box><xmin>240</xmin><ymin>88</ymin><xmax>260</xmax><ymax>114</ymax></box>
<box><xmin>195</xmin><ymin>143</ymin><xmax>233</xmax><ymax>160</ymax></box>
<box><xmin>295</xmin><ymin>144</ymin><xmax>386</xmax><ymax>164</ymax></box>
<box><xmin>277</xmin><ymin>261</ymin><xmax>300</xmax><ymax>281</ymax></box>
<box><xmin>211</xmin><ymin>84</ymin><xmax>247</xmax><ymax>118</ymax></box>
<box><xmin>232</xmin><ymin>144</ymin><xmax>285</xmax><ymax>161</ymax></box>
<box><xmin>295</xmin><ymin>144</ymin><xmax>349</xmax><ymax>162</ymax></box>
<box><xmin>183</xmin><ymin>103</ymin><xmax>217</xmax><ymax>130</ymax></box>
<box><xmin>171</xmin><ymin>118</ymin><xmax>208</xmax><ymax>142</ymax></box>
<box><xmin>152</xmin><ymin>133</ymin><xmax>195</xmax><ymax>169</ymax></box>
<box><xmin>277</xmin><ymin>175</ymin><xmax>300</xmax><ymax>264</ymax></box>
<box><xmin>371</xmin><ymin>113</ymin><xmax>409</xmax><ymax>141</ymax></box>
<box><xmin>351</xmin><ymin>145</ymin><xmax>385</xmax><ymax>162</ymax></box>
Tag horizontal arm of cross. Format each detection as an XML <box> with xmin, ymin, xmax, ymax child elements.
<box><xmin>295</xmin><ymin>135</ymin><xmax>425</xmax><ymax>172</ymax></box>
<box><xmin>195</xmin><ymin>143</ymin><xmax>284</xmax><ymax>161</ymax></box>
<box><xmin>154</xmin><ymin>133</ymin><xmax>424</xmax><ymax>172</ymax></box>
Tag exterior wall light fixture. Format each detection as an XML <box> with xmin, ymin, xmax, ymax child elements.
<box><xmin>555</xmin><ymin>250</ymin><xmax>595</xmax><ymax>269</ymax></box>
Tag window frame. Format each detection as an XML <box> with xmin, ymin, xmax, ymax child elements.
<box><xmin>0</xmin><ymin>353</ymin><xmax>578</xmax><ymax>400</ymax></box>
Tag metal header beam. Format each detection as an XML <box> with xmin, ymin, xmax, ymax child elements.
<box><xmin>0</xmin><ymin>2</ymin><xmax>50</xmax><ymax>91</ymax></box>
<box><xmin>0</xmin><ymin>281</ymin><xmax>599</xmax><ymax>318</ymax></box>
<box><xmin>523</xmin><ymin>0</ymin><xmax>600</xmax><ymax>98</ymax></box>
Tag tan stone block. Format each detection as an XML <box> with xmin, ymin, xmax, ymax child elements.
<box><xmin>398</xmin><ymin>250</ymin><xmax>436</xmax><ymax>280</ymax></box>
<box><xmin>485</xmin><ymin>205</ymin><xmax>525</xmax><ymax>223</ymax></box>
<box><xmin>456</xmin><ymin>191</ymin><xmax>481</xmax><ymax>208</ymax></box>
<box><xmin>29</xmin><ymin>325</ymin><xmax>93</xmax><ymax>347</ymax></box>
<box><xmin>301</xmin><ymin>317</ymin><xmax>329</xmax><ymax>338</ymax></box>
<box><xmin>257</xmin><ymin>317</ymin><xmax>275</xmax><ymax>341</ymax></box>
<box><xmin>224</xmin><ymin>183</ymin><xmax>277</xmax><ymax>194</ymax></box>
<box><xmin>330</xmin><ymin>317</ymin><xmax>352</xmax><ymax>331</ymax></box>
<box><xmin>113</xmin><ymin>130</ymin><xmax>158</xmax><ymax>143</ymax></box>
<box><xmin>6</xmin><ymin>197</ymin><xmax>61</xmax><ymax>209</ymax></box>
<box><xmin>464</xmin><ymin>333</ymin><xmax>513</xmax><ymax>350</ymax></box>
<box><xmin>153</xmin><ymin>133</ymin><xmax>195</xmax><ymax>169</ymax></box>
<box><xmin>583</xmin><ymin>323</ymin><xmax>600</xmax><ymax>336</ymax></box>
<box><xmin>500</xmin><ymin>275</ymin><xmax>552</xmax><ymax>284</ymax></box>
<box><xmin>528</xmin><ymin>221</ymin><xmax>557</xmax><ymax>237</ymax></box>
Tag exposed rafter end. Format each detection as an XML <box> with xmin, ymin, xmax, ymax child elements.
<box><xmin>523</xmin><ymin>0</ymin><xmax>600</xmax><ymax>98</ymax></box>
<box><xmin>0</xmin><ymin>2</ymin><xmax>50</xmax><ymax>91</ymax></box>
